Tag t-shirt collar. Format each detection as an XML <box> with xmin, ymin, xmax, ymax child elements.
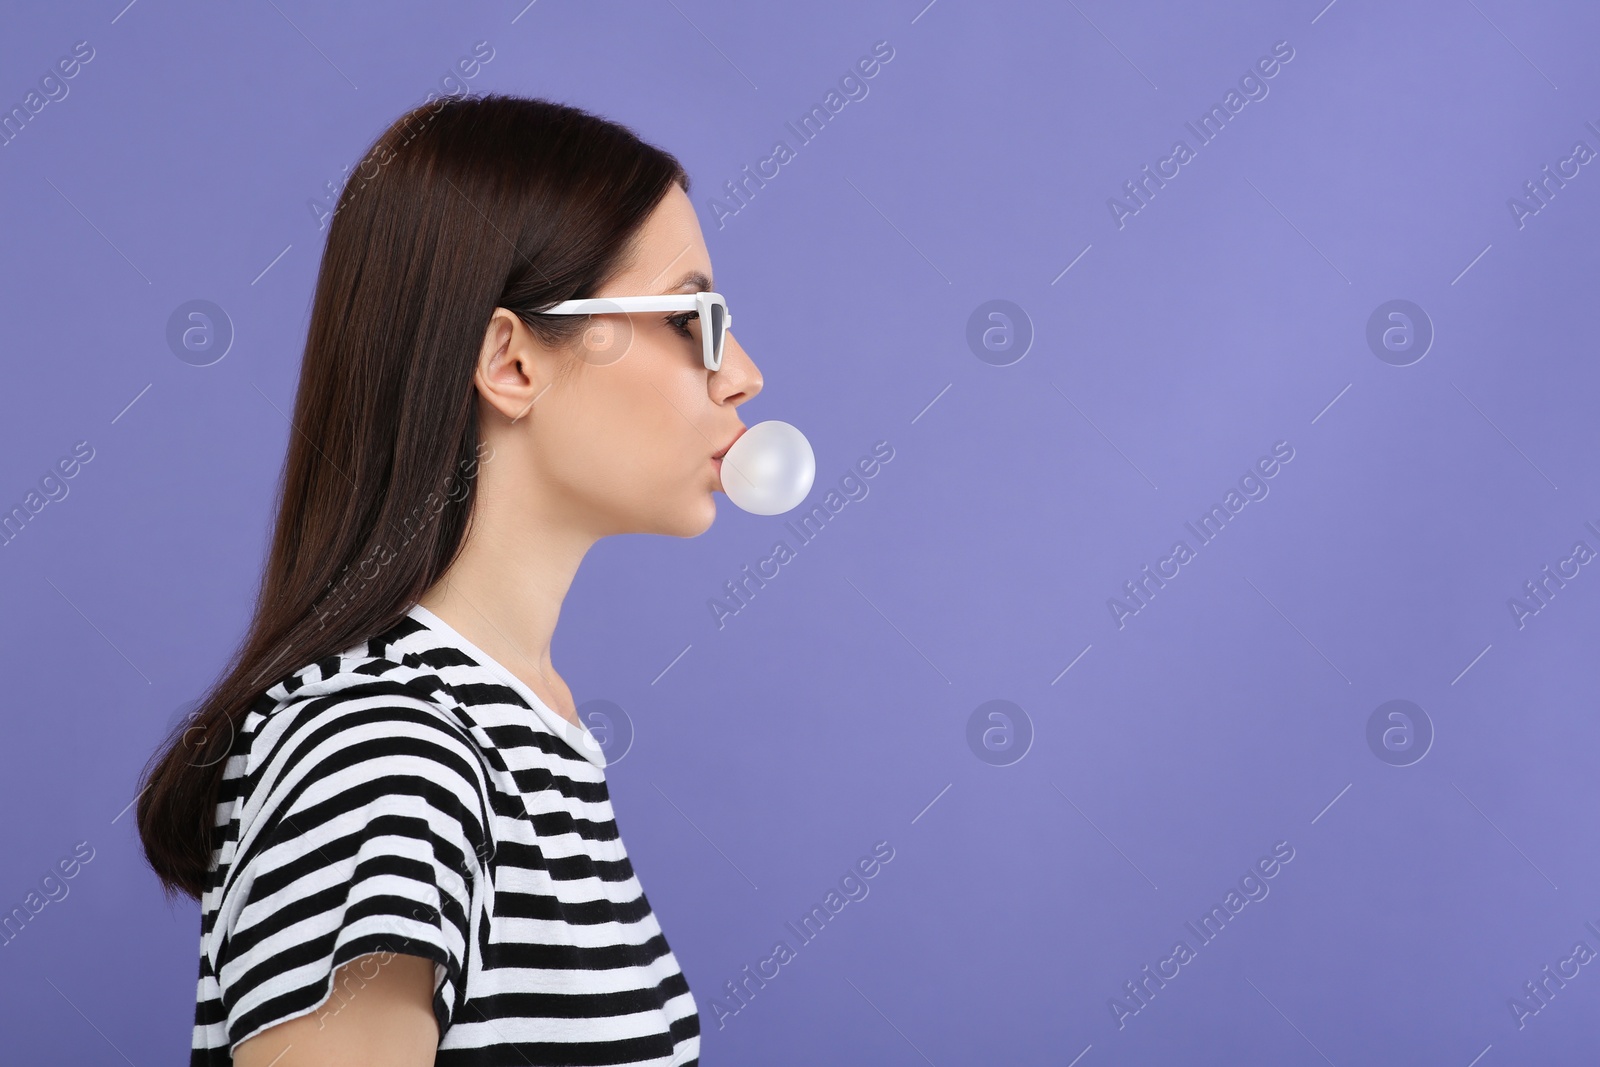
<box><xmin>405</xmin><ymin>602</ymin><xmax>608</xmax><ymax>770</ymax></box>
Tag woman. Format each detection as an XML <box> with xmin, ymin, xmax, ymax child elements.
<box><xmin>135</xmin><ymin>93</ymin><xmax>761</xmax><ymax>1066</ymax></box>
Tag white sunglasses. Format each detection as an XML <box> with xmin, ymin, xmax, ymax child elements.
<box><xmin>537</xmin><ymin>291</ymin><xmax>732</xmax><ymax>371</ymax></box>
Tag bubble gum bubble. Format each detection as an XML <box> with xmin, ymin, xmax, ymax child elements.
<box><xmin>720</xmin><ymin>420</ymin><xmax>815</xmax><ymax>515</ymax></box>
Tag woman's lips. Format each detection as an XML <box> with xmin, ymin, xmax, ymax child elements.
<box><xmin>712</xmin><ymin>425</ymin><xmax>748</xmax><ymax>460</ymax></box>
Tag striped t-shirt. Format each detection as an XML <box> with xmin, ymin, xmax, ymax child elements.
<box><xmin>191</xmin><ymin>602</ymin><xmax>700</xmax><ymax>1064</ymax></box>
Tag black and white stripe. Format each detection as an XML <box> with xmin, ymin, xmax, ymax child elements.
<box><xmin>191</xmin><ymin>602</ymin><xmax>700</xmax><ymax>1065</ymax></box>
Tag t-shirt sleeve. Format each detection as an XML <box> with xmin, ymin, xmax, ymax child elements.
<box><xmin>210</xmin><ymin>697</ymin><xmax>491</xmax><ymax>1053</ymax></box>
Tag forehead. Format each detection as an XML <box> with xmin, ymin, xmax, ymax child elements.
<box><xmin>614</xmin><ymin>184</ymin><xmax>713</xmax><ymax>291</ymax></box>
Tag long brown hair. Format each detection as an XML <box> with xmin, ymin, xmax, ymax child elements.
<box><xmin>137</xmin><ymin>93</ymin><xmax>689</xmax><ymax>901</ymax></box>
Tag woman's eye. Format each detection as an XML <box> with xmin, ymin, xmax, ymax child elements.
<box><xmin>667</xmin><ymin>311</ymin><xmax>697</xmax><ymax>337</ymax></box>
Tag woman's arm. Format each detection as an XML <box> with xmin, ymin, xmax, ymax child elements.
<box><xmin>232</xmin><ymin>952</ymin><xmax>439</xmax><ymax>1067</ymax></box>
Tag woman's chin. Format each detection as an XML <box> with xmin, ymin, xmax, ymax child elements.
<box><xmin>648</xmin><ymin>494</ymin><xmax>718</xmax><ymax>538</ymax></box>
<box><xmin>688</xmin><ymin>495</ymin><xmax>719</xmax><ymax>536</ymax></box>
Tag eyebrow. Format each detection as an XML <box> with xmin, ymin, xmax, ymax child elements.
<box><xmin>670</xmin><ymin>269</ymin><xmax>713</xmax><ymax>293</ymax></box>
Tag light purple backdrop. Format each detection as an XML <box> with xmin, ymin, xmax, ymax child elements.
<box><xmin>2</xmin><ymin>1</ymin><xmax>1597</xmax><ymax>1063</ymax></box>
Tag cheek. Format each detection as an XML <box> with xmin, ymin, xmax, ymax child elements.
<box><xmin>546</xmin><ymin>363</ymin><xmax>706</xmax><ymax>489</ymax></box>
<box><xmin>618</xmin><ymin>350</ymin><xmax>716</xmax><ymax>455</ymax></box>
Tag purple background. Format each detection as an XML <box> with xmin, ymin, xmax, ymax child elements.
<box><xmin>3</xmin><ymin>1</ymin><xmax>1598</xmax><ymax>1063</ymax></box>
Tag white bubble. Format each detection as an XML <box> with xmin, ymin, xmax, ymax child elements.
<box><xmin>719</xmin><ymin>420</ymin><xmax>815</xmax><ymax>515</ymax></box>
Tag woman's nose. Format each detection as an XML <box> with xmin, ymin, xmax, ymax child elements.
<box><xmin>715</xmin><ymin>333</ymin><xmax>762</xmax><ymax>401</ymax></box>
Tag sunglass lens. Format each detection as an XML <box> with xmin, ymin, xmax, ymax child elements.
<box><xmin>708</xmin><ymin>302</ymin><xmax>726</xmax><ymax>368</ymax></box>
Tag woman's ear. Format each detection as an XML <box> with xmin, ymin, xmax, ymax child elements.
<box><xmin>476</xmin><ymin>308</ymin><xmax>553</xmax><ymax>424</ymax></box>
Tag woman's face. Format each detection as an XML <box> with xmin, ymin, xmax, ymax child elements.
<box><xmin>474</xmin><ymin>183</ymin><xmax>763</xmax><ymax>539</ymax></box>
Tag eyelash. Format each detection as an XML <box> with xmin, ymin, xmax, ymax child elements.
<box><xmin>665</xmin><ymin>311</ymin><xmax>698</xmax><ymax>337</ymax></box>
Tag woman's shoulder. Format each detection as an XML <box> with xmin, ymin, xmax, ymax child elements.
<box><xmin>233</xmin><ymin>624</ymin><xmax>483</xmax><ymax>777</ymax></box>
<box><xmin>204</xmin><ymin>641</ymin><xmax>498</xmax><ymax>927</ymax></box>
<box><xmin>216</xmin><ymin>634</ymin><xmax>496</xmax><ymax>861</ymax></box>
